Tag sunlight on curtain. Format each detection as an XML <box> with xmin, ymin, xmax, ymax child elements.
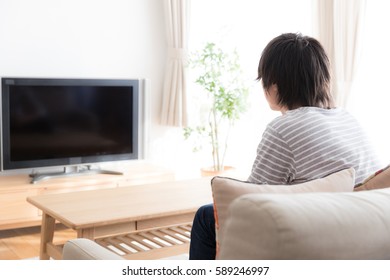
<box><xmin>347</xmin><ymin>0</ymin><xmax>390</xmax><ymax>165</ymax></box>
<box><xmin>160</xmin><ymin>0</ymin><xmax>190</xmax><ymax>127</ymax></box>
<box><xmin>313</xmin><ymin>0</ymin><xmax>366</xmax><ymax>108</ymax></box>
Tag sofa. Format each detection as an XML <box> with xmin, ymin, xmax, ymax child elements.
<box><xmin>218</xmin><ymin>186</ymin><xmax>390</xmax><ymax>259</ymax></box>
<box><xmin>62</xmin><ymin>166</ymin><xmax>390</xmax><ymax>260</ymax></box>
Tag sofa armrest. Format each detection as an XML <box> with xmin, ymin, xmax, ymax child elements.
<box><xmin>63</xmin><ymin>238</ymin><xmax>124</xmax><ymax>260</ymax></box>
<box><xmin>218</xmin><ymin>188</ymin><xmax>390</xmax><ymax>260</ymax></box>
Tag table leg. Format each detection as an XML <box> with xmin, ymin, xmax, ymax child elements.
<box><xmin>77</xmin><ymin>228</ymin><xmax>95</xmax><ymax>240</ymax></box>
<box><xmin>39</xmin><ymin>213</ymin><xmax>56</xmax><ymax>260</ymax></box>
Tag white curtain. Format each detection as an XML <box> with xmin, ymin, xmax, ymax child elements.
<box><xmin>313</xmin><ymin>0</ymin><xmax>366</xmax><ymax>108</ymax></box>
<box><xmin>160</xmin><ymin>0</ymin><xmax>190</xmax><ymax>127</ymax></box>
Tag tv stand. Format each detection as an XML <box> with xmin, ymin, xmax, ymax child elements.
<box><xmin>0</xmin><ymin>162</ymin><xmax>176</xmax><ymax>230</ymax></box>
<box><xmin>29</xmin><ymin>165</ymin><xmax>123</xmax><ymax>184</ymax></box>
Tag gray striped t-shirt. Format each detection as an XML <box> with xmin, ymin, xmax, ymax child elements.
<box><xmin>248</xmin><ymin>107</ymin><xmax>381</xmax><ymax>185</ymax></box>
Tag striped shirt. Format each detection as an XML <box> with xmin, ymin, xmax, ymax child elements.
<box><xmin>248</xmin><ymin>107</ymin><xmax>381</xmax><ymax>185</ymax></box>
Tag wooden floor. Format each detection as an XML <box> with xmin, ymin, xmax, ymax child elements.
<box><xmin>0</xmin><ymin>224</ymin><xmax>76</xmax><ymax>260</ymax></box>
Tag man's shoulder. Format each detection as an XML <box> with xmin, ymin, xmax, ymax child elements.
<box><xmin>267</xmin><ymin>107</ymin><xmax>353</xmax><ymax>132</ymax></box>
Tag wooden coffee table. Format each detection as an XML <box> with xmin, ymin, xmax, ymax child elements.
<box><xmin>27</xmin><ymin>177</ymin><xmax>213</xmax><ymax>260</ymax></box>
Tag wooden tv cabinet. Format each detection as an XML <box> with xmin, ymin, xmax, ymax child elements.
<box><xmin>0</xmin><ymin>162</ymin><xmax>175</xmax><ymax>230</ymax></box>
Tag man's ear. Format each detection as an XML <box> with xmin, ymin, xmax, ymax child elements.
<box><xmin>268</xmin><ymin>84</ymin><xmax>278</xmax><ymax>95</ymax></box>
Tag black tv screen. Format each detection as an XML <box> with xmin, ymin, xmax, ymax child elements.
<box><xmin>1</xmin><ymin>78</ymin><xmax>139</xmax><ymax>171</ymax></box>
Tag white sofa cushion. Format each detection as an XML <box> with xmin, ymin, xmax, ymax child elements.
<box><xmin>211</xmin><ymin>168</ymin><xmax>355</xmax><ymax>255</ymax></box>
<box><xmin>218</xmin><ymin>188</ymin><xmax>390</xmax><ymax>260</ymax></box>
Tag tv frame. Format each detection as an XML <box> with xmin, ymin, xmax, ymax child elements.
<box><xmin>1</xmin><ymin>77</ymin><xmax>140</xmax><ymax>183</ymax></box>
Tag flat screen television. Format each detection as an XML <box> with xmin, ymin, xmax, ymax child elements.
<box><xmin>1</xmin><ymin>77</ymin><xmax>139</xmax><ymax>182</ymax></box>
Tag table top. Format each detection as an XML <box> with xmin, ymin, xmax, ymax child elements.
<box><xmin>27</xmin><ymin>177</ymin><xmax>213</xmax><ymax>229</ymax></box>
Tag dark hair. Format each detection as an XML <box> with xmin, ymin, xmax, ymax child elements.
<box><xmin>257</xmin><ymin>33</ymin><xmax>334</xmax><ymax>109</ymax></box>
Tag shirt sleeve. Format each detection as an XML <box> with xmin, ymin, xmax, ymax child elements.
<box><xmin>247</xmin><ymin>125</ymin><xmax>296</xmax><ymax>184</ymax></box>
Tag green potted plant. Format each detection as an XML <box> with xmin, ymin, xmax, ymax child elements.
<box><xmin>184</xmin><ymin>42</ymin><xmax>249</xmax><ymax>174</ymax></box>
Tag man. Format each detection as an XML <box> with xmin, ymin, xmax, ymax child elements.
<box><xmin>189</xmin><ymin>33</ymin><xmax>381</xmax><ymax>260</ymax></box>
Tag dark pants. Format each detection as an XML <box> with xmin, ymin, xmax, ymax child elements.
<box><xmin>189</xmin><ymin>203</ymin><xmax>216</xmax><ymax>260</ymax></box>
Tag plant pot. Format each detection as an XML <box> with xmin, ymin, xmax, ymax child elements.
<box><xmin>200</xmin><ymin>166</ymin><xmax>236</xmax><ymax>177</ymax></box>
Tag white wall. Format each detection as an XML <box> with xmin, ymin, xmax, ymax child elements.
<box><xmin>0</xmin><ymin>0</ymin><xmax>173</xmax><ymax>171</ymax></box>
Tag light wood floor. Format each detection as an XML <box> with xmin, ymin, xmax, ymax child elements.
<box><xmin>0</xmin><ymin>224</ymin><xmax>76</xmax><ymax>260</ymax></box>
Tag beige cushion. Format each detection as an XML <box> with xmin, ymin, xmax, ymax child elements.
<box><xmin>211</xmin><ymin>168</ymin><xmax>355</xmax><ymax>254</ymax></box>
<box><xmin>354</xmin><ymin>165</ymin><xmax>390</xmax><ymax>191</ymax></box>
<box><xmin>218</xmin><ymin>188</ymin><xmax>390</xmax><ymax>260</ymax></box>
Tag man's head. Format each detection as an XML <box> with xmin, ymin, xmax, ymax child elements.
<box><xmin>257</xmin><ymin>33</ymin><xmax>334</xmax><ymax>111</ymax></box>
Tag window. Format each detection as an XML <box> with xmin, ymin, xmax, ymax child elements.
<box><xmin>189</xmin><ymin>0</ymin><xmax>313</xmax><ymax>173</ymax></box>
<box><xmin>347</xmin><ymin>1</ymin><xmax>390</xmax><ymax>165</ymax></box>
<box><xmin>188</xmin><ymin>0</ymin><xmax>388</xmax><ymax>172</ymax></box>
